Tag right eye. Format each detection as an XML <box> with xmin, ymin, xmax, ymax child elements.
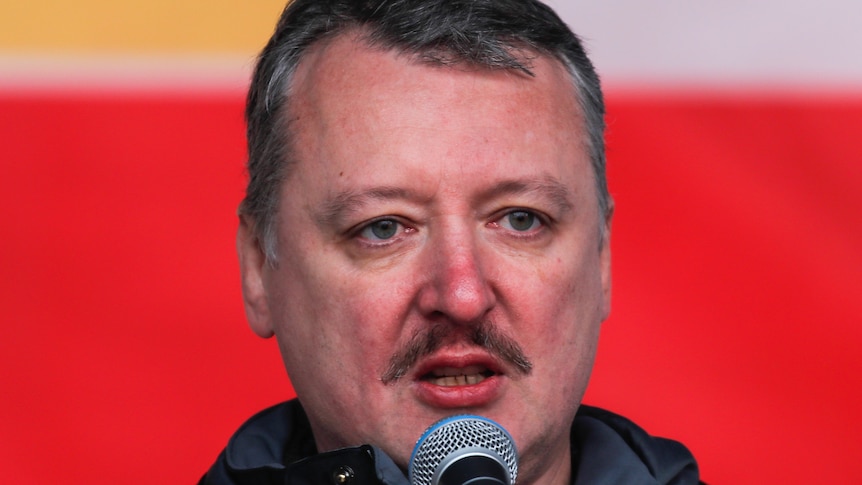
<box><xmin>358</xmin><ymin>218</ymin><xmax>403</xmax><ymax>241</ymax></box>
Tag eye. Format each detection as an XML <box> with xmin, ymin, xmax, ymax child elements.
<box><xmin>358</xmin><ymin>218</ymin><xmax>402</xmax><ymax>241</ymax></box>
<box><xmin>499</xmin><ymin>210</ymin><xmax>543</xmax><ymax>232</ymax></box>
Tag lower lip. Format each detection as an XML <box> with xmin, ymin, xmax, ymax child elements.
<box><xmin>413</xmin><ymin>375</ymin><xmax>503</xmax><ymax>408</ymax></box>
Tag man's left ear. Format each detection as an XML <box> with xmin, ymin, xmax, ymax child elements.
<box><xmin>237</xmin><ymin>216</ymin><xmax>275</xmax><ymax>338</ymax></box>
<box><xmin>600</xmin><ymin>198</ymin><xmax>614</xmax><ymax>321</ymax></box>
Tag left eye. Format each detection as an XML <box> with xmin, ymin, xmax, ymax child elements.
<box><xmin>359</xmin><ymin>218</ymin><xmax>402</xmax><ymax>240</ymax></box>
<box><xmin>499</xmin><ymin>210</ymin><xmax>542</xmax><ymax>232</ymax></box>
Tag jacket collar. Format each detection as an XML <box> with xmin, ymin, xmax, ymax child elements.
<box><xmin>203</xmin><ymin>400</ymin><xmax>699</xmax><ymax>485</ymax></box>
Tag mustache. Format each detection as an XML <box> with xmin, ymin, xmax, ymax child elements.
<box><xmin>380</xmin><ymin>322</ymin><xmax>533</xmax><ymax>384</ymax></box>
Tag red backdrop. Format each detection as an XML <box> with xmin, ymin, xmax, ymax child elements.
<box><xmin>1</xmin><ymin>89</ymin><xmax>860</xmax><ymax>484</ymax></box>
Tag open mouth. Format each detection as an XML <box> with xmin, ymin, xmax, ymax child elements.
<box><xmin>422</xmin><ymin>365</ymin><xmax>495</xmax><ymax>387</ymax></box>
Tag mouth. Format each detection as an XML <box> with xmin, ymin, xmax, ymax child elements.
<box><xmin>421</xmin><ymin>365</ymin><xmax>496</xmax><ymax>387</ymax></box>
<box><xmin>412</xmin><ymin>356</ymin><xmax>505</xmax><ymax>408</ymax></box>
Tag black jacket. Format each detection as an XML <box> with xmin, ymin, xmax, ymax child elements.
<box><xmin>199</xmin><ymin>400</ymin><xmax>700</xmax><ymax>485</ymax></box>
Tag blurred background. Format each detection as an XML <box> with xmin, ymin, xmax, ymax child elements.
<box><xmin>1</xmin><ymin>1</ymin><xmax>860</xmax><ymax>483</ymax></box>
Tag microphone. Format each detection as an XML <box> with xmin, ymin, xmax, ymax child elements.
<box><xmin>408</xmin><ymin>415</ymin><xmax>518</xmax><ymax>485</ymax></box>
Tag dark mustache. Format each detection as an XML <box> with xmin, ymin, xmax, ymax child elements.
<box><xmin>380</xmin><ymin>322</ymin><xmax>533</xmax><ymax>384</ymax></box>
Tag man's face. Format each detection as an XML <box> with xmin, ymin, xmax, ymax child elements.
<box><xmin>238</xmin><ymin>33</ymin><xmax>611</xmax><ymax>484</ymax></box>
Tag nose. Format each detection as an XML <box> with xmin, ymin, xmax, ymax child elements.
<box><xmin>416</xmin><ymin>225</ymin><xmax>496</xmax><ymax>324</ymax></box>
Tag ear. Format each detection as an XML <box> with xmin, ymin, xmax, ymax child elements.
<box><xmin>599</xmin><ymin>197</ymin><xmax>614</xmax><ymax>321</ymax></box>
<box><xmin>237</xmin><ymin>216</ymin><xmax>275</xmax><ymax>338</ymax></box>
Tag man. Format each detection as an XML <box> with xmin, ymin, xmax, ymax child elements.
<box><xmin>201</xmin><ymin>0</ymin><xmax>701</xmax><ymax>484</ymax></box>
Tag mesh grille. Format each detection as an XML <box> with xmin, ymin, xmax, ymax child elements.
<box><xmin>409</xmin><ymin>416</ymin><xmax>518</xmax><ymax>485</ymax></box>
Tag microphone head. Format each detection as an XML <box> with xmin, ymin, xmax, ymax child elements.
<box><xmin>409</xmin><ymin>415</ymin><xmax>518</xmax><ymax>485</ymax></box>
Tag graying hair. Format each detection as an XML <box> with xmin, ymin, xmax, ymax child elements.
<box><xmin>240</xmin><ymin>0</ymin><xmax>608</xmax><ymax>264</ymax></box>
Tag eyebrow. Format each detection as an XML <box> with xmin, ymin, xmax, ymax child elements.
<box><xmin>475</xmin><ymin>177</ymin><xmax>575</xmax><ymax>213</ymax></box>
<box><xmin>314</xmin><ymin>186</ymin><xmax>420</xmax><ymax>228</ymax></box>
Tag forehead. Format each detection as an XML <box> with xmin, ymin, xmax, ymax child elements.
<box><xmin>285</xmin><ymin>32</ymin><xmax>590</xmax><ymax>195</ymax></box>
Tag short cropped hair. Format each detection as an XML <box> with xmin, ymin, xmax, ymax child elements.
<box><xmin>241</xmin><ymin>0</ymin><xmax>607</xmax><ymax>264</ymax></box>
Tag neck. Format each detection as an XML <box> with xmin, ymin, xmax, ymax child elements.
<box><xmin>515</xmin><ymin>442</ymin><xmax>572</xmax><ymax>485</ymax></box>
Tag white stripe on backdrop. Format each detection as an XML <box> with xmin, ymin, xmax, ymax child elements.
<box><xmin>548</xmin><ymin>0</ymin><xmax>862</xmax><ymax>88</ymax></box>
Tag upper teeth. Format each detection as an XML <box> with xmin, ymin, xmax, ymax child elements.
<box><xmin>428</xmin><ymin>366</ymin><xmax>490</xmax><ymax>386</ymax></box>
<box><xmin>431</xmin><ymin>374</ymin><xmax>486</xmax><ymax>386</ymax></box>
<box><xmin>432</xmin><ymin>366</ymin><xmax>485</xmax><ymax>377</ymax></box>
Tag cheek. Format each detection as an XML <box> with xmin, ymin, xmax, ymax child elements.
<box><xmin>513</xmin><ymin>251</ymin><xmax>604</xmax><ymax>352</ymax></box>
<box><xmin>274</xmin><ymin>263</ymin><xmax>409</xmax><ymax>376</ymax></box>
